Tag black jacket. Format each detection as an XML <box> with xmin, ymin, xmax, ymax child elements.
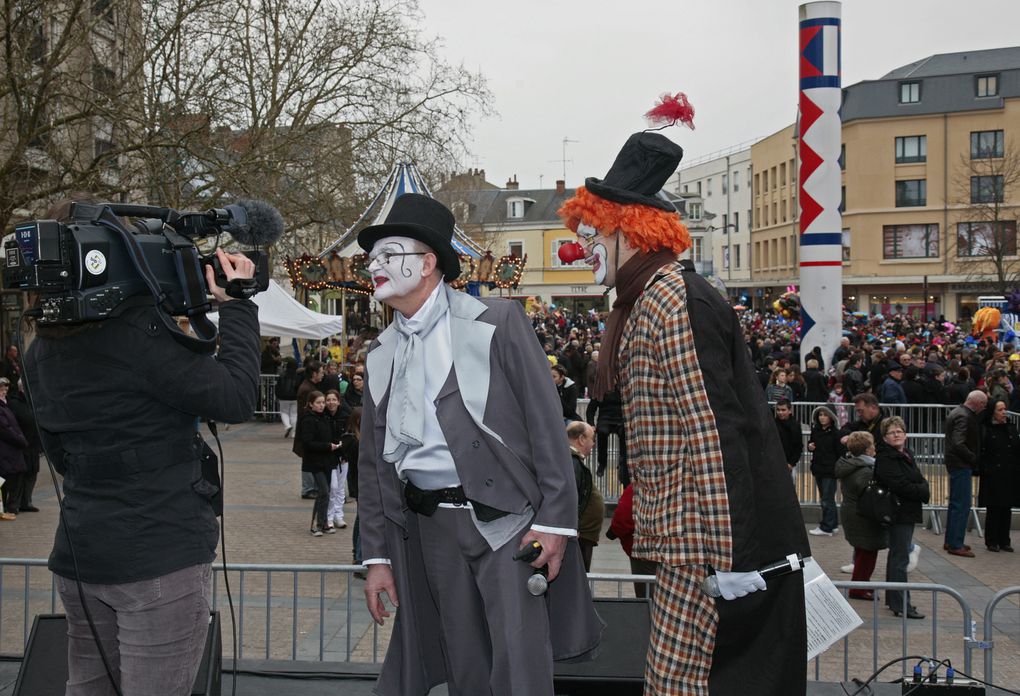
<box><xmin>25</xmin><ymin>301</ymin><xmax>260</xmax><ymax>584</ymax></box>
<box><xmin>803</xmin><ymin>368</ymin><xmax>829</xmax><ymax>402</ymax></box>
<box><xmin>585</xmin><ymin>389</ymin><xmax>624</xmax><ymax>430</ymax></box>
<box><xmin>978</xmin><ymin>421</ymin><xmax>1020</xmax><ymax>508</ymax></box>
<box><xmin>301</xmin><ymin>410</ymin><xmax>336</xmax><ymax>474</ymax></box>
<box><xmin>944</xmin><ymin>404</ymin><xmax>981</xmax><ymax>471</ymax></box>
<box><xmin>874</xmin><ymin>442</ymin><xmax>930</xmax><ymax>524</ymax></box>
<box><xmin>808</xmin><ymin>407</ymin><xmax>844</xmax><ymax>477</ymax></box>
<box><xmin>774</xmin><ymin>416</ymin><xmax>803</xmax><ymax>466</ymax></box>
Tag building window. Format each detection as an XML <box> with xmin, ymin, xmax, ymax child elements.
<box><xmin>971</xmin><ymin>130</ymin><xmax>1004</xmax><ymax>159</ymax></box>
<box><xmin>842</xmin><ymin>228</ymin><xmax>851</xmax><ymax>261</ymax></box>
<box><xmin>839</xmin><ymin>185</ymin><xmax>846</xmax><ymax>214</ymax></box>
<box><xmin>507</xmin><ymin>199</ymin><xmax>525</xmax><ymax>219</ymax></box>
<box><xmin>756</xmin><ymin>173</ymin><xmax>762</xmax><ymax>194</ymax></box>
<box><xmin>957</xmin><ymin>221</ymin><xmax>1017</xmax><ymax>257</ymax></box>
<box><xmin>899</xmin><ymin>81</ymin><xmax>921</xmax><ymax>104</ymax></box>
<box><xmin>747</xmin><ymin>167</ymin><xmax>752</xmax><ymax>190</ymax></box>
<box><xmin>691</xmin><ymin>237</ymin><xmax>703</xmax><ymax>262</ymax></box>
<box><xmin>733</xmin><ymin>211</ymin><xmax>739</xmax><ymax>233</ymax></box>
<box><xmin>686</xmin><ymin>202</ymin><xmax>702</xmax><ymax>221</ymax></box>
<box><xmin>707</xmin><ymin>178</ymin><xmax>713</xmax><ymax>196</ymax></box>
<box><xmin>971</xmin><ymin>175</ymin><xmax>1005</xmax><ymax>203</ymax></box>
<box><xmin>722</xmin><ymin>213</ymin><xmax>728</xmax><ymax>231</ymax></box>
<box><xmin>839</xmin><ymin>144</ymin><xmax>845</xmax><ymax>171</ymax></box>
<box><xmin>883</xmin><ymin>224</ymin><xmax>939</xmax><ymax>259</ymax></box>
<box><xmin>895</xmin><ymin>179</ymin><xmax>927</xmax><ymax>207</ymax></box>
<box><xmin>507</xmin><ymin>241</ymin><xmax>524</xmax><ymax>258</ymax></box>
<box><xmin>734</xmin><ymin>244</ymin><xmax>741</xmax><ymax>269</ymax></box>
<box><xmin>780</xmin><ymin>162</ymin><xmax>786</xmax><ymax>186</ymax></box>
<box><xmin>683</xmin><ymin>184</ymin><xmax>688</xmax><ymax>192</ymax></box>
<box><xmin>93</xmin><ymin>0</ymin><xmax>115</xmax><ymax>23</ymax></box>
<box><xmin>722</xmin><ymin>174</ymin><xmax>728</xmax><ymax>195</ymax></box>
<box><xmin>781</xmin><ymin>199</ymin><xmax>787</xmax><ymax>222</ymax></box>
<box><xmin>895</xmin><ymin>135</ymin><xmax>927</xmax><ymax>163</ymax></box>
<box><xmin>697</xmin><ymin>181</ymin><xmax>702</xmax><ymax>195</ymax></box>
<box><xmin>976</xmin><ymin>74</ymin><xmax>999</xmax><ymax>98</ymax></box>
<box><xmin>770</xmin><ymin>167</ymin><xmax>777</xmax><ymax>190</ymax></box>
<box><xmin>732</xmin><ymin>170</ymin><xmax>739</xmax><ymax>192</ymax></box>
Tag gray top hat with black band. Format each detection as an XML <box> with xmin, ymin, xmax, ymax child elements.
<box><xmin>357</xmin><ymin>193</ymin><xmax>461</xmax><ymax>282</ymax></box>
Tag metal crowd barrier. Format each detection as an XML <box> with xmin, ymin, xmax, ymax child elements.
<box><xmin>256</xmin><ymin>374</ymin><xmax>280</xmax><ymax>418</ymax></box>
<box><xmin>3</xmin><ymin>558</ymin><xmax>1017</xmax><ymax>688</ymax></box>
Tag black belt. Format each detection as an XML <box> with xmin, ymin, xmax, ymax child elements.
<box><xmin>404</xmin><ymin>481</ymin><xmax>508</xmax><ymax>522</ymax></box>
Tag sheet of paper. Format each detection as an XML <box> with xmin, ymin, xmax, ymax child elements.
<box><xmin>803</xmin><ymin>557</ymin><xmax>863</xmax><ymax>660</ymax></box>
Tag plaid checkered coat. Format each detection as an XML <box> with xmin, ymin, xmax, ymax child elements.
<box><xmin>619</xmin><ymin>259</ymin><xmax>810</xmax><ymax>694</ymax></box>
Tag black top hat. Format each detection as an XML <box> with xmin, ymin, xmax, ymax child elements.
<box><xmin>357</xmin><ymin>193</ymin><xmax>461</xmax><ymax>282</ymax></box>
<box><xmin>585</xmin><ymin>132</ymin><xmax>683</xmax><ymax>211</ymax></box>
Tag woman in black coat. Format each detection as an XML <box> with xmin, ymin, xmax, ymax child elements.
<box><xmin>343</xmin><ymin>371</ymin><xmax>364</xmax><ymax>410</ymax></box>
<box><xmin>978</xmin><ymin>399</ymin><xmax>1020</xmax><ymax>552</ymax></box>
<box><xmin>300</xmin><ymin>391</ymin><xmax>338</xmax><ymax>536</ymax></box>
<box><xmin>807</xmin><ymin>406</ymin><xmax>844</xmax><ymax>535</ymax></box>
<box><xmin>874</xmin><ymin>415</ymin><xmax>930</xmax><ymax>619</ymax></box>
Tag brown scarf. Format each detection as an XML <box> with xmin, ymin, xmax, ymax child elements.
<box><xmin>592</xmin><ymin>249</ymin><xmax>677</xmax><ymax>400</ymax></box>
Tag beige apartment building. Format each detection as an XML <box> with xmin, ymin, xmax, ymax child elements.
<box><xmin>751</xmin><ymin>47</ymin><xmax>1020</xmax><ymax>321</ymax></box>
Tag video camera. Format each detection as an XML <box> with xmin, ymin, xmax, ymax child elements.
<box><xmin>3</xmin><ymin>200</ymin><xmax>283</xmax><ymax>326</ymax></box>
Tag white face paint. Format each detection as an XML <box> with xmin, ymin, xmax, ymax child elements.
<box><xmin>367</xmin><ymin>236</ymin><xmax>427</xmax><ymax>302</ymax></box>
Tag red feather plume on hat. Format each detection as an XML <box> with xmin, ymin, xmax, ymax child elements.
<box><xmin>645</xmin><ymin>92</ymin><xmax>695</xmax><ymax>130</ymax></box>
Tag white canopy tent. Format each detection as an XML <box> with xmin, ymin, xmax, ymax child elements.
<box><xmin>208</xmin><ymin>279</ymin><xmax>343</xmax><ymax>339</ymax></box>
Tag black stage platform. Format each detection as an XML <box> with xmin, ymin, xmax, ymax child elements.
<box><xmin>0</xmin><ymin>657</ymin><xmax>919</xmax><ymax>695</ymax></box>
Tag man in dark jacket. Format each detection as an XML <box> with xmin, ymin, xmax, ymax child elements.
<box><xmin>25</xmin><ymin>247</ymin><xmax>259</xmax><ymax>696</ymax></box>
<box><xmin>879</xmin><ymin>364</ymin><xmax>908</xmax><ymax>404</ymax></box>
<box><xmin>774</xmin><ymin>399</ymin><xmax>804</xmax><ymax>472</ymax></box>
<box><xmin>839</xmin><ymin>393</ymin><xmax>886</xmax><ymax>444</ymax></box>
<box><xmin>803</xmin><ymin>358</ymin><xmax>829</xmax><ymax>402</ymax></box>
<box><xmin>943</xmin><ymin>391</ymin><xmax>987</xmax><ymax>557</ymax></box>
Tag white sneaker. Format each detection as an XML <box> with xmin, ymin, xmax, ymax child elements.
<box><xmin>809</xmin><ymin>527</ymin><xmax>835</xmax><ymax>537</ymax></box>
<box><xmin>334</xmin><ymin>517</ymin><xmax>347</xmax><ymax>529</ymax></box>
<box><xmin>840</xmin><ymin>563</ymin><xmax>855</xmax><ymax>574</ymax></box>
<box><xmin>907</xmin><ymin>545</ymin><xmax>921</xmax><ymax>572</ymax></box>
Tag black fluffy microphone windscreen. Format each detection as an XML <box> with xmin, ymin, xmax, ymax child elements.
<box><xmin>227</xmin><ymin>200</ymin><xmax>285</xmax><ymax>246</ymax></box>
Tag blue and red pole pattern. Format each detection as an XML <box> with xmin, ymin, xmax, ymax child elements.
<box><xmin>798</xmin><ymin>1</ymin><xmax>843</xmax><ymax>368</ymax></box>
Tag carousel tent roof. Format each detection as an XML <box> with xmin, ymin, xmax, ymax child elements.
<box><xmin>319</xmin><ymin>162</ymin><xmax>483</xmax><ymax>259</ymax></box>
<box><xmin>207</xmin><ymin>279</ymin><xmax>343</xmax><ymax>339</ymax></box>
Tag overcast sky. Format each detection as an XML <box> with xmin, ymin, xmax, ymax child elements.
<box><xmin>417</xmin><ymin>0</ymin><xmax>1020</xmax><ymax>190</ymax></box>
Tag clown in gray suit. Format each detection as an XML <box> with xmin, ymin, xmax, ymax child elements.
<box><xmin>357</xmin><ymin>193</ymin><xmax>602</xmax><ymax>696</ymax></box>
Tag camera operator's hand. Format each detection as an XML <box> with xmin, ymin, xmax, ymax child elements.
<box><xmin>206</xmin><ymin>248</ymin><xmax>255</xmax><ymax>303</ymax></box>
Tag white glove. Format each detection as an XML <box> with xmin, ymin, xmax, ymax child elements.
<box><xmin>713</xmin><ymin>571</ymin><xmax>767</xmax><ymax>600</ymax></box>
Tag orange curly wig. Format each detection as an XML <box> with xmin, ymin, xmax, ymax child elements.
<box><xmin>557</xmin><ymin>187</ymin><xmax>691</xmax><ymax>255</ymax></box>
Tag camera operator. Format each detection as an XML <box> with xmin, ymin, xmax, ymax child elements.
<box><xmin>24</xmin><ymin>241</ymin><xmax>260</xmax><ymax>696</ymax></box>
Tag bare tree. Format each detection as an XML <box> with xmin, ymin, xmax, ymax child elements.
<box><xmin>951</xmin><ymin>135</ymin><xmax>1020</xmax><ymax>294</ymax></box>
<box><xmin>1</xmin><ymin>0</ymin><xmax>491</xmax><ymax>265</ymax></box>
<box><xmin>137</xmin><ymin>0</ymin><xmax>492</xmax><ymax>261</ymax></box>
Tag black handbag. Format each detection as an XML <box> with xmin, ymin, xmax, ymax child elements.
<box><xmin>856</xmin><ymin>479</ymin><xmax>900</xmax><ymax>527</ymax></box>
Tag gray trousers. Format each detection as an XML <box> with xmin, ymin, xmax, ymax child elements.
<box><xmin>57</xmin><ymin>564</ymin><xmax>212</xmax><ymax>696</ymax></box>
<box><xmin>416</xmin><ymin>507</ymin><xmax>554</xmax><ymax>696</ymax></box>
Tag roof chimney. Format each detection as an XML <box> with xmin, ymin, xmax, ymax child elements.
<box><xmin>506</xmin><ymin>174</ymin><xmax>519</xmax><ymax>190</ymax></box>
<box><xmin>555</xmin><ymin>179</ymin><xmax>565</xmax><ymax>194</ymax></box>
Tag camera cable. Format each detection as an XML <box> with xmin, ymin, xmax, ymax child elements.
<box><xmin>205</xmin><ymin>420</ymin><xmax>240</xmax><ymax>696</ymax></box>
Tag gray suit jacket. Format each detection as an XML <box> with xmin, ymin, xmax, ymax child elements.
<box><xmin>359</xmin><ymin>290</ymin><xmax>578</xmax><ymax>559</ymax></box>
<box><xmin>358</xmin><ymin>290</ymin><xmax>600</xmax><ymax>696</ymax></box>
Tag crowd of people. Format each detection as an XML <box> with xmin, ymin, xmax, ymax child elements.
<box><xmin>256</xmin><ymin>303</ymin><xmax>1020</xmax><ymax>591</ymax></box>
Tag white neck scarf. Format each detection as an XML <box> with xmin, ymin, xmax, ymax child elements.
<box><xmin>382</xmin><ymin>283</ymin><xmax>451</xmax><ymax>464</ymax></box>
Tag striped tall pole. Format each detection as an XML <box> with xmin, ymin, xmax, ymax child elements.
<box><xmin>798</xmin><ymin>1</ymin><xmax>843</xmax><ymax>369</ymax></box>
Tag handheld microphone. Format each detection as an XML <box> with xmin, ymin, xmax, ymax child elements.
<box><xmin>701</xmin><ymin>553</ymin><xmax>806</xmax><ymax>598</ymax></box>
<box><xmin>513</xmin><ymin>541</ymin><xmax>548</xmax><ymax>596</ymax></box>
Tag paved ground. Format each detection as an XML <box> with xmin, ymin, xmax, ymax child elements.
<box><xmin>2</xmin><ymin>419</ymin><xmax>1018</xmax><ymax>692</ymax></box>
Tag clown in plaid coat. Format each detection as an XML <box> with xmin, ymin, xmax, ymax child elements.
<box><xmin>559</xmin><ymin>127</ymin><xmax>810</xmax><ymax>695</ymax></box>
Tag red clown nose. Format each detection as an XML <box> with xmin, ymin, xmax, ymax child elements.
<box><xmin>557</xmin><ymin>241</ymin><xmax>586</xmax><ymax>264</ymax></box>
